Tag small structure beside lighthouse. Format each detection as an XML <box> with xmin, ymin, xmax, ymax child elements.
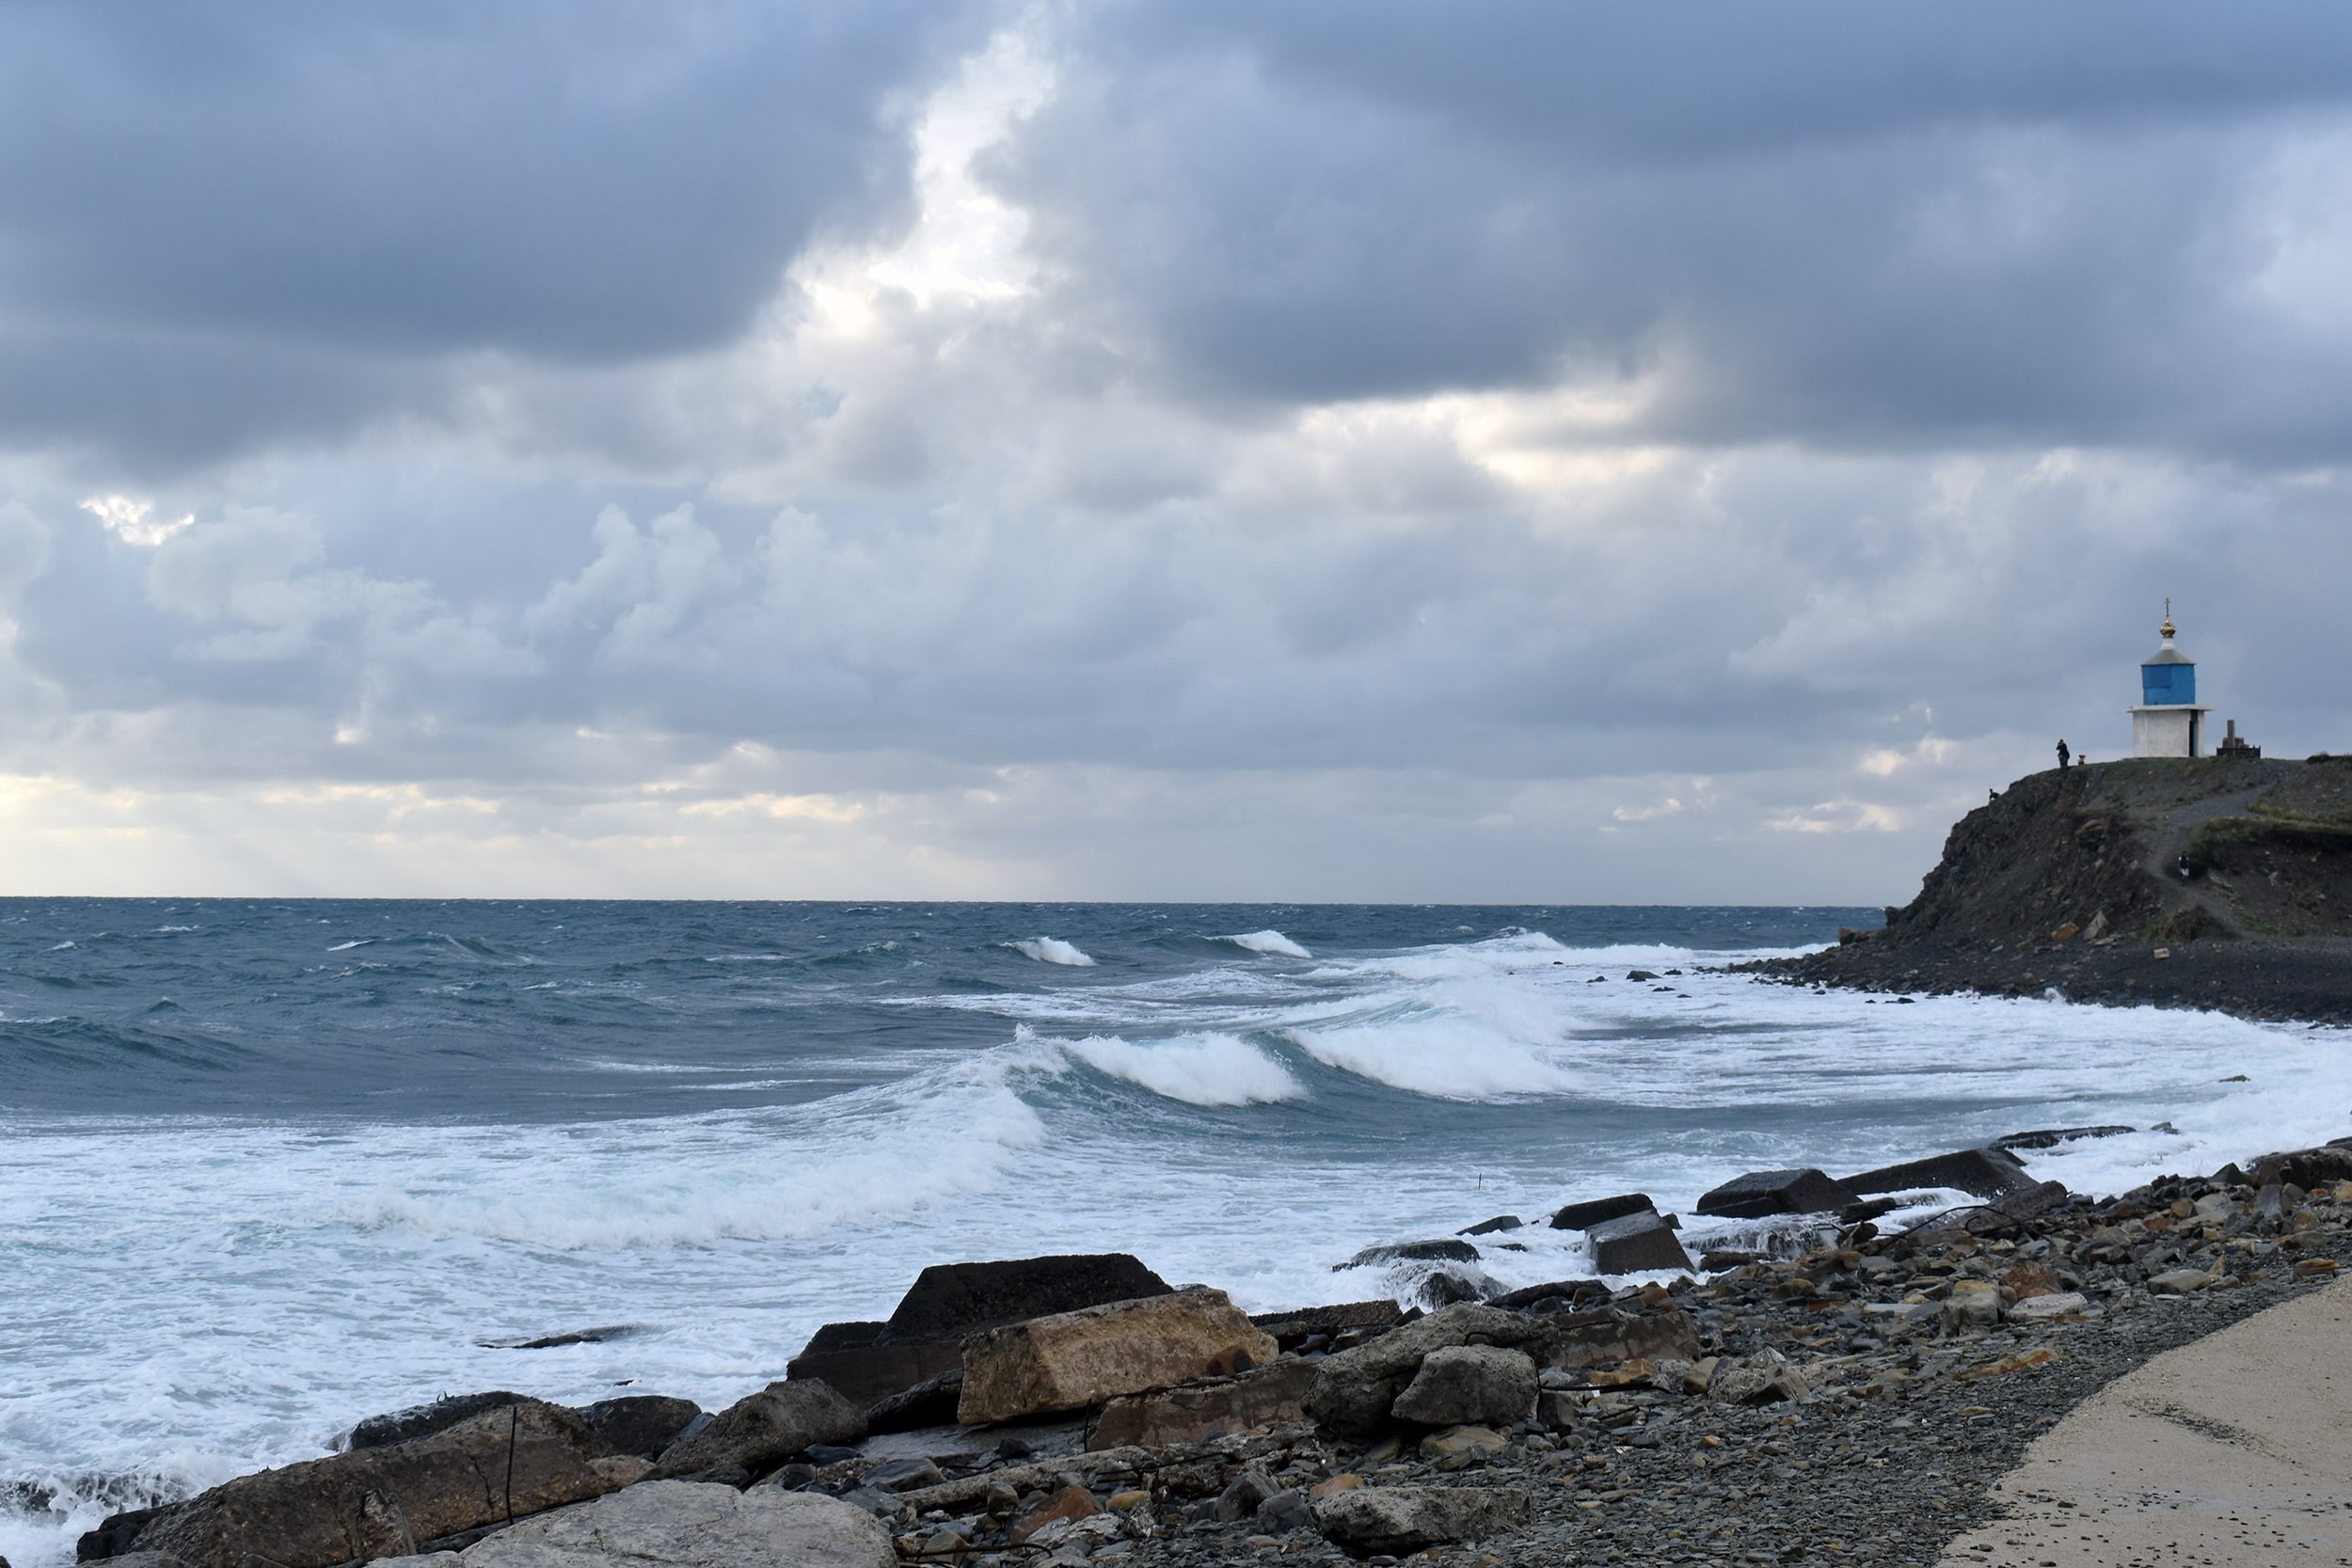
<box><xmin>2130</xmin><ymin>601</ymin><xmax>2212</xmax><ymax>758</ymax></box>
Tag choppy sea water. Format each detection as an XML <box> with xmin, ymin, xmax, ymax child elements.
<box><xmin>3</xmin><ymin>899</ymin><xmax>2343</xmax><ymax>1566</ymax></box>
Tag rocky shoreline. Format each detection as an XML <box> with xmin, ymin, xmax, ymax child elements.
<box><xmin>52</xmin><ymin>1132</ymin><xmax>2352</xmax><ymax>1568</ymax></box>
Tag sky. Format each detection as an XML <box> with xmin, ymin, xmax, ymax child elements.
<box><xmin>1</xmin><ymin>1</ymin><xmax>2347</xmax><ymax>902</ymax></box>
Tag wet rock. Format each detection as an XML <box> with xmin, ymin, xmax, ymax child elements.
<box><xmin>957</xmin><ymin>1287</ymin><xmax>1277</xmax><ymax>1424</ymax></box>
<box><xmin>1694</xmin><ymin>1168</ymin><xmax>1863</xmax><ymax>1219</ymax></box>
<box><xmin>1457</xmin><ymin>1214</ymin><xmax>1523</xmax><ymax>1235</ymax></box>
<box><xmin>860</xmin><ymin>1369</ymin><xmax>961</xmax><ymax>1436</ymax></box>
<box><xmin>1336</xmin><ymin>1238</ymin><xmax>1479</xmax><ymax>1270</ymax></box>
<box><xmin>131</xmin><ymin>1401</ymin><xmax>621</xmax><ymax>1568</ymax></box>
<box><xmin>1547</xmin><ymin>1194</ymin><xmax>1657</xmax><ymax>1231</ymax></box>
<box><xmin>580</xmin><ymin>1396</ymin><xmax>700</xmax><ymax>1460</ymax></box>
<box><xmin>463</xmin><ymin>1479</ymin><xmax>893</xmax><ymax>1568</ymax></box>
<box><xmin>1584</xmin><ymin>1211</ymin><xmax>1695</xmax><ymax>1275</ymax></box>
<box><xmin>1389</xmin><ymin>1345</ymin><xmax>1538</xmax><ymax>1428</ymax></box>
<box><xmin>1843</xmin><ymin>1148</ymin><xmax>2035</xmax><ymax>1200</ymax></box>
<box><xmin>1486</xmin><ymin>1278</ymin><xmax>1610</xmax><ymax>1312</ymax></box>
<box><xmin>1311</xmin><ymin>1485</ymin><xmax>1534</xmax><ymax>1559</ymax></box>
<box><xmin>78</xmin><ymin>1508</ymin><xmax>164</xmax><ymax>1561</ymax></box>
<box><xmin>1995</xmin><ymin>1125</ymin><xmax>2135</xmax><ymax>1150</ymax></box>
<box><xmin>1087</xmin><ymin>1357</ymin><xmax>1317</xmax><ymax>1449</ymax></box>
<box><xmin>653</xmin><ymin>1382</ymin><xmax>866</xmax><ymax>1480</ymax></box>
<box><xmin>346</xmin><ymin>1392</ymin><xmax>530</xmax><ymax>1452</ymax></box>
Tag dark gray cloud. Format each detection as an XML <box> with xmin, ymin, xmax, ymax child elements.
<box><xmin>0</xmin><ymin>0</ymin><xmax>985</xmax><ymax>469</ymax></box>
<box><xmin>996</xmin><ymin>3</ymin><xmax>2352</xmax><ymax>459</ymax></box>
<box><xmin>1</xmin><ymin>5</ymin><xmax>2347</xmax><ymax>897</ymax></box>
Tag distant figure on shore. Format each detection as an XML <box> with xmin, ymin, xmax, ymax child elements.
<box><xmin>2057</xmin><ymin>739</ymin><xmax>2071</xmax><ymax>770</ymax></box>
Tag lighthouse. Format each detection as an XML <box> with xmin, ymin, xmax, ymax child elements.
<box><xmin>2130</xmin><ymin>601</ymin><xmax>2212</xmax><ymax>758</ymax></box>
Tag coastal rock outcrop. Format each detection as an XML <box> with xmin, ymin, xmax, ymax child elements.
<box><xmin>123</xmin><ymin>1400</ymin><xmax>620</xmax><ymax>1568</ymax></box>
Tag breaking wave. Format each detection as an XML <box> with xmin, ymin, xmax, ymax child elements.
<box><xmin>1007</xmin><ymin>937</ymin><xmax>1097</xmax><ymax>967</ymax></box>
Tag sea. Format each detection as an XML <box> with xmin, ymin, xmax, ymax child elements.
<box><xmin>4</xmin><ymin>898</ymin><xmax>2344</xmax><ymax>1566</ymax></box>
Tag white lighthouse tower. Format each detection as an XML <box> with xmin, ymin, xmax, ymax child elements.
<box><xmin>2130</xmin><ymin>601</ymin><xmax>2212</xmax><ymax>758</ymax></box>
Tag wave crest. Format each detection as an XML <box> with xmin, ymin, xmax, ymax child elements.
<box><xmin>1058</xmin><ymin>1031</ymin><xmax>1305</xmax><ymax>1107</ymax></box>
<box><xmin>1219</xmin><ymin>930</ymin><xmax>1311</xmax><ymax>959</ymax></box>
<box><xmin>1009</xmin><ymin>938</ymin><xmax>1097</xmax><ymax>967</ymax></box>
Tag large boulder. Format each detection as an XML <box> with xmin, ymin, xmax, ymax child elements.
<box><xmin>578</xmin><ymin>1396</ymin><xmax>701</xmax><ymax>1460</ymax></box>
<box><xmin>1388</xmin><ymin>1346</ymin><xmax>1537</xmax><ymax>1429</ymax></box>
<box><xmin>861</xmin><ymin>1370</ymin><xmax>963</xmax><ymax>1435</ymax></box>
<box><xmin>1842</xmin><ymin>1148</ymin><xmax>2035</xmax><ymax>1200</ymax></box>
<box><xmin>885</xmin><ymin>1253</ymin><xmax>1171</xmax><ymax>1339</ymax></box>
<box><xmin>1584</xmin><ymin>1212</ymin><xmax>1694</xmax><ymax>1275</ymax></box>
<box><xmin>782</xmin><ymin>1323</ymin><xmax>958</xmax><ymax>1411</ymax></box>
<box><xmin>127</xmin><ymin>1401</ymin><xmax>621</xmax><ymax>1568</ymax></box>
<box><xmin>463</xmin><ymin>1480</ymin><xmax>892</xmax><ymax>1568</ymax></box>
<box><xmin>1693</xmin><ymin>1168</ymin><xmax>1860</xmax><ymax>1219</ymax></box>
<box><xmin>957</xmin><ymin>1287</ymin><xmax>1277</xmax><ymax>1424</ymax></box>
<box><xmin>1311</xmin><ymin>1485</ymin><xmax>1533</xmax><ymax>1558</ymax></box>
<box><xmin>653</xmin><ymin>1382</ymin><xmax>865</xmax><ymax>1480</ymax></box>
<box><xmin>1547</xmin><ymin>1193</ymin><xmax>1655</xmax><ymax>1231</ymax></box>
<box><xmin>787</xmin><ymin>1254</ymin><xmax>1172</xmax><ymax>1407</ymax></box>
<box><xmin>347</xmin><ymin>1392</ymin><xmax>529</xmax><ymax>1451</ymax></box>
<box><xmin>1305</xmin><ymin>1305</ymin><xmax>1537</xmax><ymax>1437</ymax></box>
<box><xmin>1304</xmin><ymin>1302</ymin><xmax>1698</xmax><ymax>1437</ymax></box>
<box><xmin>1088</xmin><ymin>1359</ymin><xmax>1319</xmax><ymax>1449</ymax></box>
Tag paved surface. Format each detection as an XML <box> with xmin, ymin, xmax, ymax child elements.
<box><xmin>1941</xmin><ymin>1275</ymin><xmax>2352</xmax><ymax>1567</ymax></box>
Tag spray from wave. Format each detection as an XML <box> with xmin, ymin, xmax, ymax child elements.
<box><xmin>1219</xmin><ymin>930</ymin><xmax>1311</xmax><ymax>959</ymax></box>
<box><xmin>1008</xmin><ymin>938</ymin><xmax>1096</xmax><ymax>967</ymax></box>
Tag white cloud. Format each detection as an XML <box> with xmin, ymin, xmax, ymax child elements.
<box><xmin>81</xmin><ymin>494</ymin><xmax>192</xmax><ymax>547</ymax></box>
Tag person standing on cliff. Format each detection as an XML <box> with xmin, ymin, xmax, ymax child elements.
<box><xmin>2057</xmin><ymin>739</ymin><xmax>2071</xmax><ymax>770</ymax></box>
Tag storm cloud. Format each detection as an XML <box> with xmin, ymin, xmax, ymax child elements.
<box><xmin>0</xmin><ymin>3</ymin><xmax>2344</xmax><ymax>898</ymax></box>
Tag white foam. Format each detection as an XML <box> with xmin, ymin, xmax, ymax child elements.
<box><xmin>1219</xmin><ymin>930</ymin><xmax>1311</xmax><ymax>959</ymax></box>
<box><xmin>1284</xmin><ymin>1010</ymin><xmax>1578</xmax><ymax>1100</ymax></box>
<box><xmin>325</xmin><ymin>940</ymin><xmax>371</xmax><ymax>952</ymax></box>
<box><xmin>1058</xmin><ymin>1031</ymin><xmax>1305</xmax><ymax>1106</ymax></box>
<box><xmin>1009</xmin><ymin>937</ymin><xmax>1097</xmax><ymax>967</ymax></box>
<box><xmin>45</xmin><ymin>941</ymin><xmax>73</xmax><ymax>951</ymax></box>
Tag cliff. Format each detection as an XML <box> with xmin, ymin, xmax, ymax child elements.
<box><xmin>1762</xmin><ymin>754</ymin><xmax>2352</xmax><ymax>1022</ymax></box>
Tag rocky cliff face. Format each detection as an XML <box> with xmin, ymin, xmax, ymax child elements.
<box><xmin>1763</xmin><ymin>754</ymin><xmax>2352</xmax><ymax>1022</ymax></box>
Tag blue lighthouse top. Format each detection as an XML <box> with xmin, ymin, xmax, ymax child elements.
<box><xmin>2140</xmin><ymin>601</ymin><xmax>2197</xmax><ymax>706</ymax></box>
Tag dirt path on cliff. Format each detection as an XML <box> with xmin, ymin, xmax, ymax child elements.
<box><xmin>2137</xmin><ymin>780</ymin><xmax>2270</xmax><ymax>938</ymax></box>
